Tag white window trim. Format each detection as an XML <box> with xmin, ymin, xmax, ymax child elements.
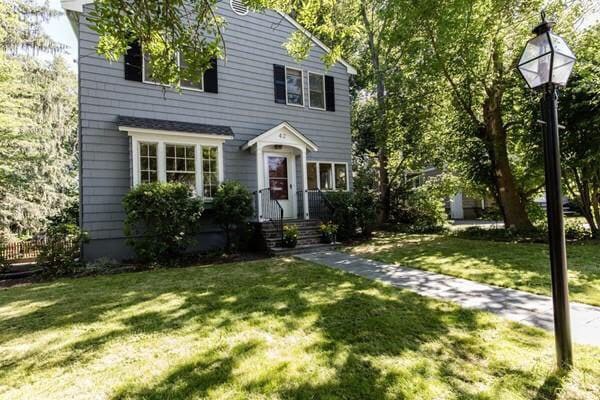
<box><xmin>307</xmin><ymin>161</ymin><xmax>349</xmax><ymax>191</ymax></box>
<box><xmin>142</xmin><ymin>51</ymin><xmax>205</xmax><ymax>92</ymax></box>
<box><xmin>285</xmin><ymin>66</ymin><xmax>305</xmax><ymax>107</ymax></box>
<box><xmin>308</xmin><ymin>71</ymin><xmax>326</xmax><ymax>111</ymax></box>
<box><xmin>128</xmin><ymin>131</ymin><xmax>226</xmax><ymax>200</ymax></box>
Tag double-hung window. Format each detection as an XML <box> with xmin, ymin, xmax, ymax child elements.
<box><xmin>143</xmin><ymin>52</ymin><xmax>203</xmax><ymax>91</ymax></box>
<box><xmin>306</xmin><ymin>162</ymin><xmax>349</xmax><ymax>191</ymax></box>
<box><xmin>308</xmin><ymin>72</ymin><xmax>325</xmax><ymax>110</ymax></box>
<box><xmin>285</xmin><ymin>67</ymin><xmax>304</xmax><ymax>106</ymax></box>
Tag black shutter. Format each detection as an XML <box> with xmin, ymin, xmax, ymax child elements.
<box><xmin>124</xmin><ymin>40</ymin><xmax>143</xmax><ymax>82</ymax></box>
<box><xmin>203</xmin><ymin>58</ymin><xmax>218</xmax><ymax>93</ymax></box>
<box><xmin>325</xmin><ymin>75</ymin><xmax>335</xmax><ymax>112</ymax></box>
<box><xmin>273</xmin><ymin>64</ymin><xmax>286</xmax><ymax>104</ymax></box>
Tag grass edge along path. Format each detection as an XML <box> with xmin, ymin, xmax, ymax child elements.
<box><xmin>348</xmin><ymin>232</ymin><xmax>600</xmax><ymax>307</ymax></box>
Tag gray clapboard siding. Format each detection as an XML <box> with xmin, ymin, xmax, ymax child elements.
<box><xmin>78</xmin><ymin>0</ymin><xmax>353</xmax><ymax>258</ymax></box>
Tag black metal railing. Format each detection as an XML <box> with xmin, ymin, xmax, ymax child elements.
<box><xmin>296</xmin><ymin>190</ymin><xmax>305</xmax><ymax>219</ymax></box>
<box><xmin>305</xmin><ymin>189</ymin><xmax>335</xmax><ymax>221</ymax></box>
<box><xmin>254</xmin><ymin>188</ymin><xmax>284</xmax><ymax>243</ymax></box>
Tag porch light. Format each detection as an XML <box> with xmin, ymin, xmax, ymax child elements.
<box><xmin>517</xmin><ymin>12</ymin><xmax>576</xmax><ymax>89</ymax></box>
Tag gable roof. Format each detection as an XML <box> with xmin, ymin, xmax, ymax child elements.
<box><xmin>61</xmin><ymin>0</ymin><xmax>357</xmax><ymax>75</ymax></box>
<box><xmin>117</xmin><ymin>116</ymin><xmax>234</xmax><ymax>137</ymax></box>
<box><xmin>241</xmin><ymin>121</ymin><xmax>318</xmax><ymax>152</ymax></box>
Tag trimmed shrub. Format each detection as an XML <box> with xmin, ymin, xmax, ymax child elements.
<box><xmin>37</xmin><ymin>223</ymin><xmax>88</xmax><ymax>276</ymax></box>
<box><xmin>123</xmin><ymin>182</ymin><xmax>204</xmax><ymax>262</ymax></box>
<box><xmin>325</xmin><ymin>190</ymin><xmax>377</xmax><ymax>241</ymax></box>
<box><xmin>326</xmin><ymin>191</ymin><xmax>357</xmax><ymax>241</ymax></box>
<box><xmin>393</xmin><ymin>190</ymin><xmax>448</xmax><ymax>234</ymax></box>
<box><xmin>564</xmin><ymin>220</ymin><xmax>591</xmax><ymax>241</ymax></box>
<box><xmin>212</xmin><ymin>181</ymin><xmax>254</xmax><ymax>252</ymax></box>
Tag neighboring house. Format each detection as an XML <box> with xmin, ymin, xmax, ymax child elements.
<box><xmin>62</xmin><ymin>0</ymin><xmax>356</xmax><ymax>260</ymax></box>
<box><xmin>406</xmin><ymin>168</ymin><xmax>495</xmax><ymax>220</ymax></box>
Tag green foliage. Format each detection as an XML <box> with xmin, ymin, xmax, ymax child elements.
<box><xmin>212</xmin><ymin>181</ymin><xmax>254</xmax><ymax>252</ymax></box>
<box><xmin>47</xmin><ymin>200</ymin><xmax>79</xmax><ymax>228</ymax></box>
<box><xmin>326</xmin><ymin>190</ymin><xmax>377</xmax><ymax>241</ymax></box>
<box><xmin>0</xmin><ymin>57</ymin><xmax>78</xmax><ymax>236</ymax></box>
<box><xmin>319</xmin><ymin>221</ymin><xmax>338</xmax><ymax>244</ymax></box>
<box><xmin>89</xmin><ymin>0</ymin><xmax>224</xmax><ymax>90</ymax></box>
<box><xmin>526</xmin><ymin>202</ymin><xmax>547</xmax><ymax>225</ymax></box>
<box><xmin>123</xmin><ymin>182</ymin><xmax>204</xmax><ymax>262</ymax></box>
<box><xmin>37</xmin><ymin>223</ymin><xmax>88</xmax><ymax>276</ymax></box>
<box><xmin>282</xmin><ymin>224</ymin><xmax>298</xmax><ymax>248</ymax></box>
<box><xmin>0</xmin><ymin>233</ymin><xmax>9</xmax><ymax>272</ymax></box>
<box><xmin>559</xmin><ymin>24</ymin><xmax>600</xmax><ymax>237</ymax></box>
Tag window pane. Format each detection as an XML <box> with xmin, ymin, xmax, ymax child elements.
<box><xmin>202</xmin><ymin>146</ymin><xmax>219</xmax><ymax>198</ymax></box>
<box><xmin>166</xmin><ymin>144</ymin><xmax>196</xmax><ymax>190</ymax></box>
<box><xmin>309</xmin><ymin>73</ymin><xmax>325</xmax><ymax>109</ymax></box>
<box><xmin>286</xmin><ymin>68</ymin><xmax>303</xmax><ymax>105</ymax></box>
<box><xmin>319</xmin><ymin>163</ymin><xmax>332</xmax><ymax>190</ymax></box>
<box><xmin>307</xmin><ymin>163</ymin><xmax>317</xmax><ymax>190</ymax></box>
<box><xmin>335</xmin><ymin>164</ymin><xmax>347</xmax><ymax>190</ymax></box>
<box><xmin>139</xmin><ymin>143</ymin><xmax>158</xmax><ymax>184</ymax></box>
<box><xmin>180</xmin><ymin>56</ymin><xmax>203</xmax><ymax>90</ymax></box>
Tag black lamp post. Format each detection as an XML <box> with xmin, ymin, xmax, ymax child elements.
<box><xmin>517</xmin><ymin>12</ymin><xmax>576</xmax><ymax>370</ymax></box>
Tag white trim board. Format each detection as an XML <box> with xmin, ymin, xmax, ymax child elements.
<box><xmin>119</xmin><ymin>125</ymin><xmax>233</xmax><ymax>141</ymax></box>
<box><xmin>241</xmin><ymin>121</ymin><xmax>318</xmax><ymax>152</ymax></box>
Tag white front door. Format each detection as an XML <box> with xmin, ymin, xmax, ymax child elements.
<box><xmin>264</xmin><ymin>152</ymin><xmax>296</xmax><ymax>219</ymax></box>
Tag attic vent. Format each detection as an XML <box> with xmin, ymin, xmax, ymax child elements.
<box><xmin>230</xmin><ymin>0</ymin><xmax>249</xmax><ymax>15</ymax></box>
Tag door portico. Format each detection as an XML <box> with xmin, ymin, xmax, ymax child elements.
<box><xmin>241</xmin><ymin>122</ymin><xmax>318</xmax><ymax>221</ymax></box>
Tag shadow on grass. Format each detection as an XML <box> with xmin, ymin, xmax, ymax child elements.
<box><xmin>354</xmin><ymin>233</ymin><xmax>600</xmax><ymax>304</ymax></box>
<box><xmin>0</xmin><ymin>258</ymin><xmax>563</xmax><ymax>398</ymax></box>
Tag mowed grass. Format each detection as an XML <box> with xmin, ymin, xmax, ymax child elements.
<box><xmin>1</xmin><ymin>259</ymin><xmax>599</xmax><ymax>400</ymax></box>
<box><xmin>349</xmin><ymin>232</ymin><xmax>600</xmax><ymax>306</ymax></box>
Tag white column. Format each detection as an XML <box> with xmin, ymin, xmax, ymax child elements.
<box><xmin>256</xmin><ymin>143</ymin><xmax>263</xmax><ymax>221</ymax></box>
<box><xmin>301</xmin><ymin>148</ymin><xmax>309</xmax><ymax>220</ymax></box>
<box><xmin>450</xmin><ymin>192</ymin><xmax>464</xmax><ymax>220</ymax></box>
<box><xmin>158</xmin><ymin>141</ymin><xmax>167</xmax><ymax>182</ymax></box>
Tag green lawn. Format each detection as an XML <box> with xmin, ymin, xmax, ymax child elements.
<box><xmin>349</xmin><ymin>232</ymin><xmax>600</xmax><ymax>306</ymax></box>
<box><xmin>1</xmin><ymin>259</ymin><xmax>599</xmax><ymax>399</ymax></box>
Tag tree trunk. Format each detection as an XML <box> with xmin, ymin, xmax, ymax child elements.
<box><xmin>361</xmin><ymin>3</ymin><xmax>390</xmax><ymax>224</ymax></box>
<box><xmin>483</xmin><ymin>88</ymin><xmax>533</xmax><ymax>230</ymax></box>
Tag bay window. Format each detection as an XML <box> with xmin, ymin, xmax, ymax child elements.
<box><xmin>306</xmin><ymin>161</ymin><xmax>349</xmax><ymax>191</ymax></box>
<box><xmin>130</xmin><ymin>134</ymin><xmax>225</xmax><ymax>200</ymax></box>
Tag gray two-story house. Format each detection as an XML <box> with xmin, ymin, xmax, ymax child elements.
<box><xmin>62</xmin><ymin>0</ymin><xmax>356</xmax><ymax>260</ymax></box>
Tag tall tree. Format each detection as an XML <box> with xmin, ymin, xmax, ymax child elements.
<box><xmin>560</xmin><ymin>24</ymin><xmax>600</xmax><ymax>237</ymax></box>
<box><xmin>409</xmin><ymin>0</ymin><xmax>591</xmax><ymax>229</ymax></box>
<box><xmin>0</xmin><ymin>0</ymin><xmax>78</xmax><ymax>236</ymax></box>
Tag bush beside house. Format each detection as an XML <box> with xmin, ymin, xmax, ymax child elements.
<box><xmin>212</xmin><ymin>181</ymin><xmax>254</xmax><ymax>252</ymax></box>
<box><xmin>37</xmin><ymin>223</ymin><xmax>88</xmax><ymax>276</ymax></box>
<box><xmin>123</xmin><ymin>182</ymin><xmax>204</xmax><ymax>262</ymax></box>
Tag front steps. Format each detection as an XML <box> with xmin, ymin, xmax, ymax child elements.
<box><xmin>259</xmin><ymin>219</ymin><xmax>338</xmax><ymax>255</ymax></box>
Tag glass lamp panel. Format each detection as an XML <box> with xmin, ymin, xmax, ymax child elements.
<box><xmin>551</xmin><ymin>53</ymin><xmax>575</xmax><ymax>86</ymax></box>
<box><xmin>548</xmin><ymin>33</ymin><xmax>575</xmax><ymax>59</ymax></box>
<box><xmin>519</xmin><ymin>33</ymin><xmax>551</xmax><ymax>65</ymax></box>
<box><xmin>518</xmin><ymin>53</ymin><xmax>551</xmax><ymax>88</ymax></box>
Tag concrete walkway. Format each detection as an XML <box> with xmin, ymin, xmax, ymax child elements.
<box><xmin>296</xmin><ymin>251</ymin><xmax>600</xmax><ymax>346</ymax></box>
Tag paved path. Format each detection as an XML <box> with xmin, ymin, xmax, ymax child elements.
<box><xmin>297</xmin><ymin>251</ymin><xmax>600</xmax><ymax>346</ymax></box>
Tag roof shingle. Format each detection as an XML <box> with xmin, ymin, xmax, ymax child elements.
<box><xmin>117</xmin><ymin>116</ymin><xmax>234</xmax><ymax>136</ymax></box>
